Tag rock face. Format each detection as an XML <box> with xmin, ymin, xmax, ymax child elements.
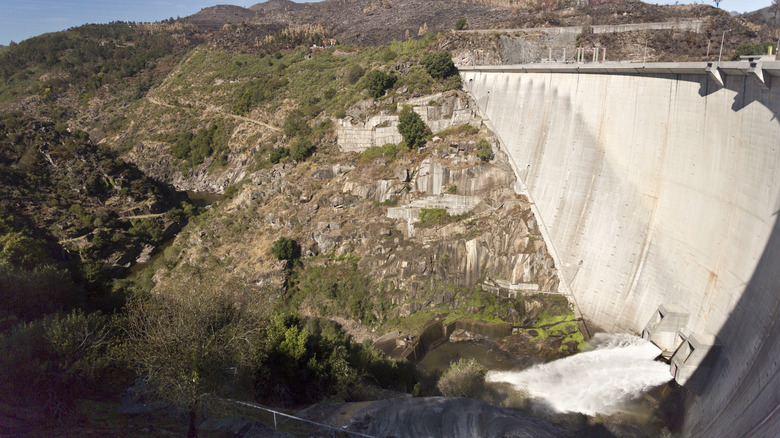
<box><xmin>337</xmin><ymin>90</ymin><xmax>480</xmax><ymax>152</ymax></box>
<box><xmin>341</xmin><ymin>397</ymin><xmax>571</xmax><ymax>438</ymax></box>
<box><xmin>161</xmin><ymin>89</ymin><xmax>561</xmax><ymax>326</ymax></box>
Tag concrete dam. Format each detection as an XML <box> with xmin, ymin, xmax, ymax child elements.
<box><xmin>460</xmin><ymin>62</ymin><xmax>780</xmax><ymax>437</ymax></box>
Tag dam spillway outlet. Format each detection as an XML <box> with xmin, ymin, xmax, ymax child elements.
<box><xmin>485</xmin><ymin>333</ymin><xmax>671</xmax><ymax>416</ymax></box>
<box><xmin>670</xmin><ymin>333</ymin><xmax>721</xmax><ymax>395</ymax></box>
<box><xmin>642</xmin><ymin>304</ymin><xmax>690</xmax><ymax>359</ymax></box>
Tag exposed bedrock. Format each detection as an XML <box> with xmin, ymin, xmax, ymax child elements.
<box><xmin>461</xmin><ymin>63</ymin><xmax>780</xmax><ymax>437</ymax></box>
<box><xmin>342</xmin><ymin>397</ymin><xmax>571</xmax><ymax>438</ymax></box>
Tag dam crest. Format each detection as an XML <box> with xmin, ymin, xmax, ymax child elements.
<box><xmin>460</xmin><ymin>61</ymin><xmax>780</xmax><ymax>437</ymax></box>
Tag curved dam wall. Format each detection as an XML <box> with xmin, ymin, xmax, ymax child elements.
<box><xmin>461</xmin><ymin>62</ymin><xmax>780</xmax><ymax>437</ymax></box>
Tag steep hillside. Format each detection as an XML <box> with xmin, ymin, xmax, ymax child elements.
<box><xmin>3</xmin><ymin>1</ymin><xmax>769</xmax><ymax>434</ymax></box>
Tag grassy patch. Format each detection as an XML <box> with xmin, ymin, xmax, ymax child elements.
<box><xmin>287</xmin><ymin>262</ymin><xmax>390</xmax><ymax>326</ymax></box>
<box><xmin>360</xmin><ymin>142</ymin><xmax>407</xmax><ymax>162</ymax></box>
<box><xmin>418</xmin><ymin>208</ymin><xmax>471</xmax><ymax>227</ymax></box>
<box><xmin>524</xmin><ymin>311</ymin><xmax>584</xmax><ymax>351</ymax></box>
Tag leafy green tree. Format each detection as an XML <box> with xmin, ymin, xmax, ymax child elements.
<box><xmin>0</xmin><ymin>231</ymin><xmax>48</xmax><ymax>270</ymax></box>
<box><xmin>347</xmin><ymin>65</ymin><xmax>365</xmax><ymax>84</ymax></box>
<box><xmin>455</xmin><ymin>18</ymin><xmax>468</xmax><ymax>30</ymax></box>
<box><xmin>422</xmin><ymin>51</ymin><xmax>456</xmax><ymax>79</ymax></box>
<box><xmin>0</xmin><ymin>310</ymin><xmax>111</xmax><ymax>415</ymax></box>
<box><xmin>475</xmin><ymin>137</ymin><xmax>494</xmax><ymax>162</ymax></box>
<box><xmin>365</xmin><ymin>70</ymin><xmax>397</xmax><ymax>99</ymax></box>
<box><xmin>269</xmin><ymin>146</ymin><xmax>289</xmax><ymax>164</ymax></box>
<box><xmin>271</xmin><ymin>236</ymin><xmax>301</xmax><ymax>262</ymax></box>
<box><xmin>290</xmin><ymin>139</ymin><xmax>314</xmax><ymax>162</ymax></box>
<box><xmin>398</xmin><ymin>106</ymin><xmax>429</xmax><ymax>149</ymax></box>
<box><xmin>382</xmin><ymin>48</ymin><xmax>397</xmax><ymax>63</ymax></box>
<box><xmin>0</xmin><ymin>264</ymin><xmax>84</xmax><ymax>323</ymax></box>
<box><xmin>283</xmin><ymin>109</ymin><xmax>311</xmax><ymax>138</ymax></box>
<box><xmin>733</xmin><ymin>42</ymin><xmax>777</xmax><ymax>60</ymax></box>
<box><xmin>120</xmin><ymin>281</ymin><xmax>264</xmax><ymax>438</ymax></box>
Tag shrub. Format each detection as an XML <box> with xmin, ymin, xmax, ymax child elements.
<box><xmin>733</xmin><ymin>42</ymin><xmax>776</xmax><ymax>60</ymax></box>
<box><xmin>0</xmin><ymin>264</ymin><xmax>84</xmax><ymax>323</ymax></box>
<box><xmin>365</xmin><ymin>70</ymin><xmax>397</xmax><ymax>99</ymax></box>
<box><xmin>422</xmin><ymin>52</ymin><xmax>456</xmax><ymax>79</ymax></box>
<box><xmin>436</xmin><ymin>358</ymin><xmax>487</xmax><ymax>398</ymax></box>
<box><xmin>419</xmin><ymin>208</ymin><xmax>448</xmax><ymax>225</ymax></box>
<box><xmin>271</xmin><ymin>236</ymin><xmax>301</xmax><ymax>262</ymax></box>
<box><xmin>360</xmin><ymin>142</ymin><xmax>406</xmax><ymax>162</ymax></box>
<box><xmin>283</xmin><ymin>109</ymin><xmax>311</xmax><ymax>138</ymax></box>
<box><xmin>169</xmin><ymin>124</ymin><xmax>229</xmax><ymax>168</ymax></box>
<box><xmin>0</xmin><ymin>231</ymin><xmax>48</xmax><ymax>270</ymax></box>
<box><xmin>347</xmin><ymin>65</ymin><xmax>365</xmax><ymax>84</ymax></box>
<box><xmin>398</xmin><ymin>106</ymin><xmax>428</xmax><ymax>149</ymax></box>
<box><xmin>323</xmin><ymin>87</ymin><xmax>336</xmax><ymax>100</ymax></box>
<box><xmin>476</xmin><ymin>138</ymin><xmax>493</xmax><ymax>162</ymax></box>
<box><xmin>382</xmin><ymin>48</ymin><xmax>397</xmax><ymax>63</ymax></box>
<box><xmin>127</xmin><ymin>218</ymin><xmax>164</xmax><ymax>244</ymax></box>
<box><xmin>290</xmin><ymin>138</ymin><xmax>314</xmax><ymax>162</ymax></box>
<box><xmin>0</xmin><ymin>310</ymin><xmax>110</xmax><ymax>405</ymax></box>
<box><xmin>455</xmin><ymin>18</ymin><xmax>467</xmax><ymax>30</ymax></box>
<box><xmin>270</xmin><ymin>146</ymin><xmax>289</xmax><ymax>164</ymax></box>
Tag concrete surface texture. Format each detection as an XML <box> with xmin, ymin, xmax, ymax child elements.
<box><xmin>461</xmin><ymin>63</ymin><xmax>780</xmax><ymax>437</ymax></box>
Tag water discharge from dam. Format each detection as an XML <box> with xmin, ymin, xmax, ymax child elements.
<box><xmin>487</xmin><ymin>334</ymin><xmax>671</xmax><ymax>416</ymax></box>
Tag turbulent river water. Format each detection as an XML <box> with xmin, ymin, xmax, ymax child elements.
<box><xmin>486</xmin><ymin>333</ymin><xmax>672</xmax><ymax>416</ymax></box>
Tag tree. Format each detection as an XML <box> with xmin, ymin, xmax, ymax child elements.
<box><xmin>455</xmin><ymin>18</ymin><xmax>467</xmax><ymax>31</ymax></box>
<box><xmin>347</xmin><ymin>65</ymin><xmax>365</xmax><ymax>84</ymax></box>
<box><xmin>290</xmin><ymin>138</ymin><xmax>314</xmax><ymax>162</ymax></box>
<box><xmin>712</xmin><ymin>0</ymin><xmax>721</xmax><ymax>8</ymax></box>
<box><xmin>398</xmin><ymin>106</ymin><xmax>429</xmax><ymax>149</ymax></box>
<box><xmin>269</xmin><ymin>146</ymin><xmax>289</xmax><ymax>164</ymax></box>
<box><xmin>422</xmin><ymin>52</ymin><xmax>456</xmax><ymax>79</ymax></box>
<box><xmin>0</xmin><ymin>231</ymin><xmax>48</xmax><ymax>270</ymax></box>
<box><xmin>120</xmin><ymin>280</ymin><xmax>264</xmax><ymax>438</ymax></box>
<box><xmin>282</xmin><ymin>109</ymin><xmax>310</xmax><ymax>138</ymax></box>
<box><xmin>475</xmin><ymin>138</ymin><xmax>494</xmax><ymax>162</ymax></box>
<box><xmin>271</xmin><ymin>236</ymin><xmax>301</xmax><ymax>262</ymax></box>
<box><xmin>365</xmin><ymin>70</ymin><xmax>396</xmax><ymax>99</ymax></box>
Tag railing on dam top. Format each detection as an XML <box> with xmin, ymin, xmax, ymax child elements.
<box><xmin>459</xmin><ymin>60</ymin><xmax>780</xmax><ymax>89</ymax></box>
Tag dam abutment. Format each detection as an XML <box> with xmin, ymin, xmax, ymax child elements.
<box><xmin>461</xmin><ymin>61</ymin><xmax>780</xmax><ymax>437</ymax></box>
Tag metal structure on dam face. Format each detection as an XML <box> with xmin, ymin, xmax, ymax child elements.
<box><xmin>460</xmin><ymin>61</ymin><xmax>780</xmax><ymax>437</ymax></box>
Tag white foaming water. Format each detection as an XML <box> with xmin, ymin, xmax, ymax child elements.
<box><xmin>486</xmin><ymin>333</ymin><xmax>672</xmax><ymax>416</ymax></box>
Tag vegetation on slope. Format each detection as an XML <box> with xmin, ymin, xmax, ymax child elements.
<box><xmin>0</xmin><ymin>19</ymin><xmax>585</xmax><ymax>436</ymax></box>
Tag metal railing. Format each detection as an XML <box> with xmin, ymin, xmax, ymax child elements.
<box><xmin>217</xmin><ymin>398</ymin><xmax>378</xmax><ymax>438</ymax></box>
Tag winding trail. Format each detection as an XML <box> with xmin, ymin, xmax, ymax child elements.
<box><xmin>146</xmin><ymin>96</ymin><xmax>280</xmax><ymax>132</ymax></box>
<box><xmin>146</xmin><ymin>49</ymin><xmax>280</xmax><ymax>132</ymax></box>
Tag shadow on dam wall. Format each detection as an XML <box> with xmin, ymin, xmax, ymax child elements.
<box><xmin>683</xmin><ymin>72</ymin><xmax>780</xmax><ymax>436</ymax></box>
<box><xmin>681</xmin><ymin>209</ymin><xmax>780</xmax><ymax>437</ymax></box>
<box><xmin>460</xmin><ymin>65</ymin><xmax>780</xmax><ymax>437</ymax></box>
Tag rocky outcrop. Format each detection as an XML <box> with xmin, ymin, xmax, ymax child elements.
<box><xmin>337</xmin><ymin>90</ymin><xmax>480</xmax><ymax>152</ymax></box>
<box><xmin>159</xmin><ymin>89</ymin><xmax>561</xmax><ymax>331</ymax></box>
<box><xmin>337</xmin><ymin>397</ymin><xmax>571</xmax><ymax>438</ymax></box>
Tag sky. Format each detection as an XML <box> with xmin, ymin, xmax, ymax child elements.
<box><xmin>0</xmin><ymin>0</ymin><xmax>773</xmax><ymax>47</ymax></box>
